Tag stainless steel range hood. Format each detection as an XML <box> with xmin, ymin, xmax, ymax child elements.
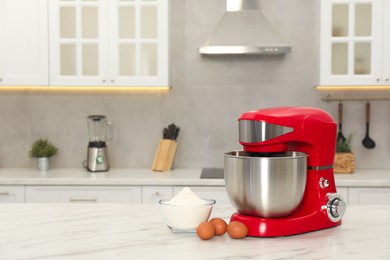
<box><xmin>199</xmin><ymin>0</ymin><xmax>291</xmax><ymax>55</ymax></box>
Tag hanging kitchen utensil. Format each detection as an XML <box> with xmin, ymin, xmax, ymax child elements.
<box><xmin>337</xmin><ymin>103</ymin><xmax>347</xmax><ymax>143</ymax></box>
<box><xmin>362</xmin><ymin>102</ymin><xmax>376</xmax><ymax>149</ymax></box>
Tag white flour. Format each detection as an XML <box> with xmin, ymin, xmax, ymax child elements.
<box><xmin>167</xmin><ymin>187</ymin><xmax>207</xmax><ymax>205</ymax></box>
<box><xmin>162</xmin><ymin>187</ymin><xmax>213</xmax><ymax>231</ymax></box>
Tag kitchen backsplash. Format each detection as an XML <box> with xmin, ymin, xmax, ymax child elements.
<box><xmin>0</xmin><ymin>0</ymin><xmax>388</xmax><ymax>169</ymax></box>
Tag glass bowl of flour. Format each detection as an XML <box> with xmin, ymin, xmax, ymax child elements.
<box><xmin>159</xmin><ymin>187</ymin><xmax>216</xmax><ymax>233</ymax></box>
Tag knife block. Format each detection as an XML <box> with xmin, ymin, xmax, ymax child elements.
<box><xmin>152</xmin><ymin>139</ymin><xmax>177</xmax><ymax>172</ymax></box>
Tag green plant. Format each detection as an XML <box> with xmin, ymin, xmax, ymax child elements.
<box><xmin>336</xmin><ymin>133</ymin><xmax>353</xmax><ymax>153</ymax></box>
<box><xmin>29</xmin><ymin>139</ymin><xmax>58</xmax><ymax>158</ymax></box>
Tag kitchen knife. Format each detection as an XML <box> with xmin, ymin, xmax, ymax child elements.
<box><xmin>162</xmin><ymin>124</ymin><xmax>179</xmax><ymax>140</ymax></box>
<box><xmin>163</xmin><ymin>128</ymin><xmax>168</xmax><ymax>139</ymax></box>
<box><xmin>168</xmin><ymin>124</ymin><xmax>176</xmax><ymax>139</ymax></box>
<box><xmin>166</xmin><ymin>124</ymin><xmax>173</xmax><ymax>139</ymax></box>
<box><xmin>172</xmin><ymin>127</ymin><xmax>180</xmax><ymax>140</ymax></box>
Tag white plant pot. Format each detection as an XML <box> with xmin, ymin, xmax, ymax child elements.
<box><xmin>38</xmin><ymin>157</ymin><xmax>49</xmax><ymax>171</ymax></box>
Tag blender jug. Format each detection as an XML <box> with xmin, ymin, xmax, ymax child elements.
<box><xmin>87</xmin><ymin>115</ymin><xmax>113</xmax><ymax>143</ymax></box>
<box><xmin>85</xmin><ymin>115</ymin><xmax>113</xmax><ymax>172</ymax></box>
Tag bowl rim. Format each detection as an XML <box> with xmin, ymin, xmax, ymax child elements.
<box><xmin>224</xmin><ymin>150</ymin><xmax>307</xmax><ymax>160</ymax></box>
<box><xmin>159</xmin><ymin>198</ymin><xmax>216</xmax><ymax>206</ymax></box>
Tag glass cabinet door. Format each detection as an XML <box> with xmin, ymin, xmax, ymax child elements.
<box><xmin>109</xmin><ymin>0</ymin><xmax>168</xmax><ymax>86</ymax></box>
<box><xmin>320</xmin><ymin>0</ymin><xmax>383</xmax><ymax>85</ymax></box>
<box><xmin>49</xmin><ymin>0</ymin><xmax>108</xmax><ymax>86</ymax></box>
<box><xmin>49</xmin><ymin>0</ymin><xmax>168</xmax><ymax>87</ymax></box>
<box><xmin>383</xmin><ymin>0</ymin><xmax>390</xmax><ymax>83</ymax></box>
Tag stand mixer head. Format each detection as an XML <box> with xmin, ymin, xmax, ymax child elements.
<box><xmin>224</xmin><ymin>107</ymin><xmax>346</xmax><ymax>237</ymax></box>
<box><xmin>238</xmin><ymin>107</ymin><xmax>336</xmax><ymax>166</ymax></box>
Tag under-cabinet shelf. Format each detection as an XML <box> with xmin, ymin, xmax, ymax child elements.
<box><xmin>316</xmin><ymin>85</ymin><xmax>390</xmax><ymax>101</ymax></box>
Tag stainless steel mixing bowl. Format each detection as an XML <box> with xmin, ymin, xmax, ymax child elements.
<box><xmin>224</xmin><ymin>151</ymin><xmax>307</xmax><ymax>218</ymax></box>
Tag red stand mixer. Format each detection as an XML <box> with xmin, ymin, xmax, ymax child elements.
<box><xmin>224</xmin><ymin>107</ymin><xmax>346</xmax><ymax>237</ymax></box>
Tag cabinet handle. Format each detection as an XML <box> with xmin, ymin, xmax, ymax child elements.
<box><xmin>102</xmin><ymin>79</ymin><xmax>106</xmax><ymax>83</ymax></box>
<box><xmin>0</xmin><ymin>78</ymin><xmax>2</xmax><ymax>82</ymax></box>
<box><xmin>376</xmin><ymin>78</ymin><xmax>381</xmax><ymax>82</ymax></box>
<box><xmin>386</xmin><ymin>78</ymin><xmax>389</xmax><ymax>82</ymax></box>
<box><xmin>0</xmin><ymin>191</ymin><xmax>10</xmax><ymax>195</ymax></box>
<box><xmin>69</xmin><ymin>196</ymin><xmax>97</xmax><ymax>202</ymax></box>
<box><xmin>111</xmin><ymin>80</ymin><xmax>115</xmax><ymax>83</ymax></box>
<box><xmin>154</xmin><ymin>192</ymin><xmax>161</xmax><ymax>196</ymax></box>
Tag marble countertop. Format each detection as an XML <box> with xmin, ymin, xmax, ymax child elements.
<box><xmin>0</xmin><ymin>168</ymin><xmax>389</xmax><ymax>187</ymax></box>
<box><xmin>0</xmin><ymin>203</ymin><xmax>389</xmax><ymax>259</ymax></box>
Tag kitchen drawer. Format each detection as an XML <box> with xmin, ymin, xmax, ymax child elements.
<box><xmin>349</xmin><ymin>187</ymin><xmax>390</xmax><ymax>205</ymax></box>
<box><xmin>174</xmin><ymin>186</ymin><xmax>231</xmax><ymax>206</ymax></box>
<box><xmin>0</xmin><ymin>186</ymin><xmax>25</xmax><ymax>203</ymax></box>
<box><xmin>25</xmin><ymin>186</ymin><xmax>141</xmax><ymax>203</ymax></box>
<box><xmin>142</xmin><ymin>186</ymin><xmax>173</xmax><ymax>204</ymax></box>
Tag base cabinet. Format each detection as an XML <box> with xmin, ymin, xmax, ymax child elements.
<box><xmin>25</xmin><ymin>186</ymin><xmax>142</xmax><ymax>203</ymax></box>
<box><xmin>142</xmin><ymin>186</ymin><xmax>173</xmax><ymax>204</ymax></box>
<box><xmin>336</xmin><ymin>187</ymin><xmax>349</xmax><ymax>204</ymax></box>
<box><xmin>2</xmin><ymin>184</ymin><xmax>390</xmax><ymax>205</ymax></box>
<box><xmin>348</xmin><ymin>187</ymin><xmax>390</xmax><ymax>205</ymax></box>
<box><xmin>0</xmin><ymin>186</ymin><xmax>25</xmax><ymax>203</ymax></box>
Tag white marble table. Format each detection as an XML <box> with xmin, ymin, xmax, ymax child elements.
<box><xmin>0</xmin><ymin>204</ymin><xmax>389</xmax><ymax>259</ymax></box>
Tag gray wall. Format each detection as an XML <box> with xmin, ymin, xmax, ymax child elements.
<box><xmin>0</xmin><ymin>0</ymin><xmax>388</xmax><ymax>169</ymax></box>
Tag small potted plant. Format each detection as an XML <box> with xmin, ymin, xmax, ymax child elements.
<box><xmin>334</xmin><ymin>134</ymin><xmax>354</xmax><ymax>173</ymax></box>
<box><xmin>29</xmin><ymin>139</ymin><xmax>59</xmax><ymax>171</ymax></box>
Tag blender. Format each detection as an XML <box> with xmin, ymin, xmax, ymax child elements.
<box><xmin>224</xmin><ymin>107</ymin><xmax>346</xmax><ymax>237</ymax></box>
<box><xmin>85</xmin><ymin>115</ymin><xmax>113</xmax><ymax>172</ymax></box>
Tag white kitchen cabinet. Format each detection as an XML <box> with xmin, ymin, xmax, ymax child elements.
<box><xmin>348</xmin><ymin>187</ymin><xmax>390</xmax><ymax>205</ymax></box>
<box><xmin>48</xmin><ymin>0</ymin><xmax>168</xmax><ymax>87</ymax></box>
<box><xmin>336</xmin><ymin>187</ymin><xmax>349</xmax><ymax>204</ymax></box>
<box><xmin>174</xmin><ymin>186</ymin><xmax>231</xmax><ymax>206</ymax></box>
<box><xmin>142</xmin><ymin>186</ymin><xmax>173</xmax><ymax>203</ymax></box>
<box><xmin>0</xmin><ymin>186</ymin><xmax>25</xmax><ymax>203</ymax></box>
<box><xmin>25</xmin><ymin>186</ymin><xmax>142</xmax><ymax>203</ymax></box>
<box><xmin>319</xmin><ymin>0</ymin><xmax>390</xmax><ymax>86</ymax></box>
<box><xmin>0</xmin><ymin>0</ymin><xmax>48</xmax><ymax>86</ymax></box>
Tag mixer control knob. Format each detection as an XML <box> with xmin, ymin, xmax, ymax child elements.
<box><xmin>326</xmin><ymin>194</ymin><xmax>346</xmax><ymax>222</ymax></box>
<box><xmin>319</xmin><ymin>177</ymin><xmax>329</xmax><ymax>189</ymax></box>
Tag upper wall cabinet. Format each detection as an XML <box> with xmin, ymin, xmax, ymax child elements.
<box><xmin>0</xmin><ymin>0</ymin><xmax>49</xmax><ymax>86</ymax></box>
<box><xmin>320</xmin><ymin>0</ymin><xmax>390</xmax><ymax>86</ymax></box>
<box><xmin>49</xmin><ymin>0</ymin><xmax>168</xmax><ymax>87</ymax></box>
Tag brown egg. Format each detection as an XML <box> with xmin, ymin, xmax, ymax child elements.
<box><xmin>209</xmin><ymin>218</ymin><xmax>227</xmax><ymax>236</ymax></box>
<box><xmin>197</xmin><ymin>221</ymin><xmax>215</xmax><ymax>240</ymax></box>
<box><xmin>227</xmin><ymin>221</ymin><xmax>248</xmax><ymax>239</ymax></box>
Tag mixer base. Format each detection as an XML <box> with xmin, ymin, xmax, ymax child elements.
<box><xmin>231</xmin><ymin>211</ymin><xmax>341</xmax><ymax>237</ymax></box>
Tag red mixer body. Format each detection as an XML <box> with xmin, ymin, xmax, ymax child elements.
<box><xmin>230</xmin><ymin>107</ymin><xmax>345</xmax><ymax>237</ymax></box>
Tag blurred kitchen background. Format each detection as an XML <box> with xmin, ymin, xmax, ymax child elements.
<box><xmin>0</xmin><ymin>0</ymin><xmax>387</xmax><ymax>169</ymax></box>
